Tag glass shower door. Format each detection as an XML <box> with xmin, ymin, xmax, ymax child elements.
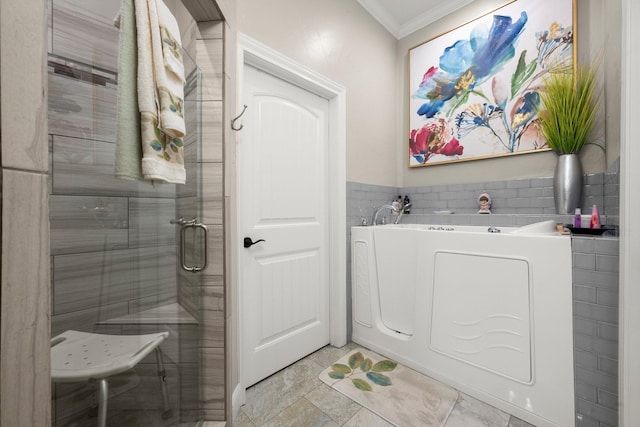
<box><xmin>48</xmin><ymin>0</ymin><xmax>204</xmax><ymax>425</ymax></box>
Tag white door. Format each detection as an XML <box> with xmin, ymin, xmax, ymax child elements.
<box><xmin>239</xmin><ymin>65</ymin><xmax>331</xmax><ymax>387</ymax></box>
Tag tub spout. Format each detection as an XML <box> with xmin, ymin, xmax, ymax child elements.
<box><xmin>373</xmin><ymin>204</ymin><xmax>400</xmax><ymax>226</ymax></box>
<box><xmin>394</xmin><ymin>203</ymin><xmax>413</xmax><ymax>224</ymax></box>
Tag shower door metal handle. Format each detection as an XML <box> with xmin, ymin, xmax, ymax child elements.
<box><xmin>173</xmin><ymin>218</ymin><xmax>209</xmax><ymax>273</ymax></box>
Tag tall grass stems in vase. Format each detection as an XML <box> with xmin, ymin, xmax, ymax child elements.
<box><xmin>538</xmin><ymin>64</ymin><xmax>603</xmax><ymax>155</ymax></box>
<box><xmin>538</xmin><ymin>62</ymin><xmax>603</xmax><ymax>214</ymax></box>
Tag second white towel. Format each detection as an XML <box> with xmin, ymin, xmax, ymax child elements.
<box><xmin>134</xmin><ymin>0</ymin><xmax>186</xmax><ymax>184</ymax></box>
<box><xmin>150</xmin><ymin>0</ymin><xmax>185</xmax><ymax>138</ymax></box>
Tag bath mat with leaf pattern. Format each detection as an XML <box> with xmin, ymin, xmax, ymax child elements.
<box><xmin>320</xmin><ymin>348</ymin><xmax>458</xmax><ymax>427</ymax></box>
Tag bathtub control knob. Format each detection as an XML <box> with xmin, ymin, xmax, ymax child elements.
<box><xmin>488</xmin><ymin>226</ymin><xmax>501</xmax><ymax>233</ymax></box>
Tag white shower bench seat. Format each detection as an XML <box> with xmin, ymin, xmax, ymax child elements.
<box><xmin>51</xmin><ymin>330</ymin><xmax>169</xmax><ymax>427</ymax></box>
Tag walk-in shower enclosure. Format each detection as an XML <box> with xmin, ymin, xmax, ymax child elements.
<box><xmin>48</xmin><ymin>0</ymin><xmax>205</xmax><ymax>424</ymax></box>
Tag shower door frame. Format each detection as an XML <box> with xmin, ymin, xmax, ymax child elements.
<box><xmin>45</xmin><ymin>0</ymin><xmax>208</xmax><ymax>424</ymax></box>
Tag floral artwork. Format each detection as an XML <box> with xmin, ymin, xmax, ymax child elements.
<box><xmin>327</xmin><ymin>351</ymin><xmax>398</xmax><ymax>391</ymax></box>
<box><xmin>408</xmin><ymin>0</ymin><xmax>574</xmax><ymax>166</ymax></box>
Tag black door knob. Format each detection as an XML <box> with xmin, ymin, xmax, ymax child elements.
<box><xmin>244</xmin><ymin>237</ymin><xmax>265</xmax><ymax>248</ymax></box>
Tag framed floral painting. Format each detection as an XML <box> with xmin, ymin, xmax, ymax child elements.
<box><xmin>408</xmin><ymin>0</ymin><xmax>575</xmax><ymax>167</ymax></box>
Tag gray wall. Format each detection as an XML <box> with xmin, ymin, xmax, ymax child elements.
<box><xmin>573</xmin><ymin>236</ymin><xmax>619</xmax><ymax>427</ymax></box>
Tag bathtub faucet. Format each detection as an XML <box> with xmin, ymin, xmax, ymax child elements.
<box><xmin>372</xmin><ymin>204</ymin><xmax>399</xmax><ymax>225</ymax></box>
<box><xmin>372</xmin><ymin>202</ymin><xmax>412</xmax><ymax>225</ymax></box>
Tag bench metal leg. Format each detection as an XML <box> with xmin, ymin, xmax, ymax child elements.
<box><xmin>97</xmin><ymin>378</ymin><xmax>108</xmax><ymax>427</ymax></box>
<box><xmin>155</xmin><ymin>347</ymin><xmax>172</xmax><ymax>418</ymax></box>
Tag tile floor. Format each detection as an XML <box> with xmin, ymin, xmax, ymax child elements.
<box><xmin>235</xmin><ymin>343</ymin><xmax>537</xmax><ymax>427</ymax></box>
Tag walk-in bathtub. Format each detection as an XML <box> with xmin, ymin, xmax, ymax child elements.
<box><xmin>351</xmin><ymin>220</ymin><xmax>574</xmax><ymax>427</ymax></box>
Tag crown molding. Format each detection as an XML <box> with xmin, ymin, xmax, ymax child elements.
<box><xmin>357</xmin><ymin>0</ymin><xmax>475</xmax><ymax>40</ymax></box>
<box><xmin>356</xmin><ymin>0</ymin><xmax>401</xmax><ymax>38</ymax></box>
<box><xmin>398</xmin><ymin>0</ymin><xmax>475</xmax><ymax>39</ymax></box>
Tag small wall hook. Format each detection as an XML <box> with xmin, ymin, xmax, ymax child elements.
<box><xmin>231</xmin><ymin>104</ymin><xmax>248</xmax><ymax>131</ymax></box>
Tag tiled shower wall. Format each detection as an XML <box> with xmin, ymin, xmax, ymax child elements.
<box><xmin>1</xmin><ymin>0</ymin><xmax>51</xmax><ymax>424</ymax></box>
<box><xmin>48</xmin><ymin>62</ymin><xmax>191</xmax><ymax>335</ymax></box>
<box><xmin>346</xmin><ymin>160</ymin><xmax>620</xmax><ymax>427</ymax></box>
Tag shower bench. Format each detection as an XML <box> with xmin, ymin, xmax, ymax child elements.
<box><xmin>51</xmin><ymin>303</ymin><xmax>198</xmax><ymax>427</ymax></box>
<box><xmin>51</xmin><ymin>330</ymin><xmax>169</xmax><ymax>427</ymax></box>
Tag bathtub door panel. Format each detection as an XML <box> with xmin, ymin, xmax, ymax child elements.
<box><xmin>240</xmin><ymin>65</ymin><xmax>330</xmax><ymax>387</ymax></box>
<box><xmin>430</xmin><ymin>251</ymin><xmax>532</xmax><ymax>383</ymax></box>
<box><xmin>352</xmin><ymin>238</ymin><xmax>373</xmax><ymax>327</ymax></box>
<box><xmin>373</xmin><ymin>228</ymin><xmax>420</xmax><ymax>335</ymax></box>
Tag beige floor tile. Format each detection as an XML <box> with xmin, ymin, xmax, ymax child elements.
<box><xmin>508</xmin><ymin>416</ymin><xmax>537</xmax><ymax>427</ymax></box>
<box><xmin>241</xmin><ymin>358</ymin><xmax>324</xmax><ymax>425</ymax></box>
<box><xmin>261</xmin><ymin>398</ymin><xmax>338</xmax><ymax>427</ymax></box>
<box><xmin>234</xmin><ymin>410</ymin><xmax>256</xmax><ymax>427</ymax></box>
<box><xmin>305</xmin><ymin>383</ymin><xmax>362</xmax><ymax>425</ymax></box>
<box><xmin>343</xmin><ymin>407</ymin><xmax>395</xmax><ymax>427</ymax></box>
<box><xmin>444</xmin><ymin>393</ymin><xmax>511</xmax><ymax>427</ymax></box>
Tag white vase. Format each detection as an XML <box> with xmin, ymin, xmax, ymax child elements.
<box><xmin>554</xmin><ymin>153</ymin><xmax>583</xmax><ymax>215</ymax></box>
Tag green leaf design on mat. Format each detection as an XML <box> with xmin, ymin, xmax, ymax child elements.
<box><xmin>348</xmin><ymin>352</ymin><xmax>364</xmax><ymax>369</ymax></box>
<box><xmin>163</xmin><ymin>152</ymin><xmax>171</xmax><ymax>161</ymax></box>
<box><xmin>366</xmin><ymin>372</ymin><xmax>392</xmax><ymax>386</ymax></box>
<box><xmin>170</xmin><ymin>143</ymin><xmax>179</xmax><ymax>153</ymax></box>
<box><xmin>352</xmin><ymin>379</ymin><xmax>372</xmax><ymax>391</ymax></box>
<box><xmin>372</xmin><ymin>360</ymin><xmax>397</xmax><ymax>372</ymax></box>
<box><xmin>333</xmin><ymin>351</ymin><xmax>398</xmax><ymax>392</ymax></box>
<box><xmin>173</xmin><ymin>138</ymin><xmax>183</xmax><ymax>147</ymax></box>
<box><xmin>331</xmin><ymin>363</ymin><xmax>352</xmax><ymax>375</ymax></box>
<box><xmin>328</xmin><ymin>371</ymin><xmax>344</xmax><ymax>380</ymax></box>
